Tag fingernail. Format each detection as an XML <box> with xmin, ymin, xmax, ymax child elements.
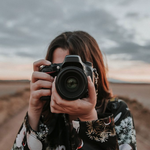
<box><xmin>88</xmin><ymin>76</ymin><xmax>92</xmax><ymax>81</ymax></box>
<box><xmin>46</xmin><ymin>60</ymin><xmax>51</xmax><ymax>65</ymax></box>
<box><xmin>51</xmin><ymin>76</ymin><xmax>54</xmax><ymax>80</ymax></box>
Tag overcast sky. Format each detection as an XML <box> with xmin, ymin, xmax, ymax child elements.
<box><xmin>0</xmin><ymin>0</ymin><xmax>150</xmax><ymax>81</ymax></box>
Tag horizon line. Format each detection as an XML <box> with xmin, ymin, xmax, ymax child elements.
<box><xmin>0</xmin><ymin>78</ymin><xmax>150</xmax><ymax>85</ymax></box>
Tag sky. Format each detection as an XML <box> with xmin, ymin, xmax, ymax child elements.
<box><xmin>0</xmin><ymin>0</ymin><xmax>150</xmax><ymax>82</ymax></box>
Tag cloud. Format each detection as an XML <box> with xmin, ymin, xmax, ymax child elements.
<box><xmin>15</xmin><ymin>51</ymin><xmax>38</xmax><ymax>58</ymax></box>
<box><xmin>118</xmin><ymin>0</ymin><xmax>136</xmax><ymax>6</ymax></box>
<box><xmin>0</xmin><ymin>0</ymin><xmax>149</xmax><ymax>65</ymax></box>
<box><xmin>105</xmin><ymin>42</ymin><xmax>150</xmax><ymax>63</ymax></box>
<box><xmin>126</xmin><ymin>12</ymin><xmax>139</xmax><ymax>18</ymax></box>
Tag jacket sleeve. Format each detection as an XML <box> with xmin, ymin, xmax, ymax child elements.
<box><xmin>11</xmin><ymin>113</ymin><xmax>49</xmax><ymax>150</ymax></box>
<box><xmin>72</xmin><ymin>113</ymin><xmax>119</xmax><ymax>150</ymax></box>
<box><xmin>112</xmin><ymin>99</ymin><xmax>137</xmax><ymax>150</ymax></box>
<box><xmin>72</xmin><ymin>98</ymin><xmax>137</xmax><ymax>150</ymax></box>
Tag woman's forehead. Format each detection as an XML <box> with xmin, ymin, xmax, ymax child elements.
<box><xmin>52</xmin><ymin>48</ymin><xmax>69</xmax><ymax>64</ymax></box>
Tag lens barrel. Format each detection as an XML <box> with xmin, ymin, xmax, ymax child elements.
<box><xmin>55</xmin><ymin>66</ymin><xmax>88</xmax><ymax>100</ymax></box>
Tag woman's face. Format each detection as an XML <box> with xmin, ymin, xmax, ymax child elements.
<box><xmin>52</xmin><ymin>47</ymin><xmax>69</xmax><ymax>64</ymax></box>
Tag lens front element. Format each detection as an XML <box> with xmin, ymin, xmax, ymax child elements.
<box><xmin>66</xmin><ymin>77</ymin><xmax>78</xmax><ymax>91</ymax></box>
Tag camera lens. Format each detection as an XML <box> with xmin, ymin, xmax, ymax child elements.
<box><xmin>55</xmin><ymin>66</ymin><xmax>88</xmax><ymax>100</ymax></box>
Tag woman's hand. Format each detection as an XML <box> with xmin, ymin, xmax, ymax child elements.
<box><xmin>50</xmin><ymin>76</ymin><xmax>98</xmax><ymax>121</ymax></box>
<box><xmin>28</xmin><ymin>59</ymin><xmax>54</xmax><ymax>130</ymax></box>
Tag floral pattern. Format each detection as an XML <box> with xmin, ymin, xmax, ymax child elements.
<box><xmin>86</xmin><ymin>118</ymin><xmax>116</xmax><ymax>142</ymax></box>
<box><xmin>115</xmin><ymin>116</ymin><xmax>136</xmax><ymax>146</ymax></box>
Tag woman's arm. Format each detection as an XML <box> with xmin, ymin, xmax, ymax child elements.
<box><xmin>11</xmin><ymin>113</ymin><xmax>49</xmax><ymax>150</ymax></box>
<box><xmin>72</xmin><ymin>99</ymin><xmax>137</xmax><ymax>150</ymax></box>
<box><xmin>12</xmin><ymin>59</ymin><xmax>53</xmax><ymax>150</ymax></box>
<box><xmin>28</xmin><ymin>59</ymin><xmax>53</xmax><ymax>131</ymax></box>
<box><xmin>72</xmin><ymin>113</ymin><xmax>119</xmax><ymax>150</ymax></box>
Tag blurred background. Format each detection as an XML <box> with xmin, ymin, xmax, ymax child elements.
<box><xmin>0</xmin><ymin>0</ymin><xmax>150</xmax><ymax>149</ymax></box>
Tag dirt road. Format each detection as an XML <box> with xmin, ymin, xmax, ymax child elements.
<box><xmin>0</xmin><ymin>106</ymin><xmax>28</xmax><ymax>150</ymax></box>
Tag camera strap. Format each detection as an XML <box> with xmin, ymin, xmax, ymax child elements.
<box><xmin>93</xmin><ymin>68</ymin><xmax>99</xmax><ymax>95</ymax></box>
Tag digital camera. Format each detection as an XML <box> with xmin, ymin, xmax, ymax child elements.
<box><xmin>40</xmin><ymin>55</ymin><xmax>94</xmax><ymax>100</ymax></box>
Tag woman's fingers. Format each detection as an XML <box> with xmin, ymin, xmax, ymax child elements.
<box><xmin>87</xmin><ymin>76</ymin><xmax>97</xmax><ymax>105</ymax></box>
<box><xmin>32</xmin><ymin>71</ymin><xmax>54</xmax><ymax>83</ymax></box>
<box><xmin>50</xmin><ymin>98</ymin><xmax>64</xmax><ymax>113</ymax></box>
<box><xmin>33</xmin><ymin>59</ymin><xmax>51</xmax><ymax>71</ymax></box>
<box><xmin>31</xmin><ymin>89</ymin><xmax>51</xmax><ymax>100</ymax></box>
<box><xmin>29</xmin><ymin>59</ymin><xmax>53</xmax><ymax>110</ymax></box>
<box><xmin>50</xmin><ymin>96</ymin><xmax>78</xmax><ymax>114</ymax></box>
<box><xmin>31</xmin><ymin>80</ymin><xmax>53</xmax><ymax>91</ymax></box>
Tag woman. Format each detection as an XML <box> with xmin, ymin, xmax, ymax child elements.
<box><xmin>12</xmin><ymin>31</ymin><xmax>137</xmax><ymax>150</ymax></box>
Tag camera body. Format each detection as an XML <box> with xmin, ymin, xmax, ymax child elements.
<box><xmin>40</xmin><ymin>55</ymin><xmax>93</xmax><ymax>100</ymax></box>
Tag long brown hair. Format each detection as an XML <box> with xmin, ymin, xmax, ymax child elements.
<box><xmin>43</xmin><ymin>31</ymin><xmax>112</xmax><ymax>123</ymax></box>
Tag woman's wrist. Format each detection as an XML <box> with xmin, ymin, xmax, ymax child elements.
<box><xmin>28</xmin><ymin>106</ymin><xmax>42</xmax><ymax>131</ymax></box>
<box><xmin>79</xmin><ymin>108</ymin><xmax>98</xmax><ymax>121</ymax></box>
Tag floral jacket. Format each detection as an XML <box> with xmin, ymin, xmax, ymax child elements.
<box><xmin>11</xmin><ymin>98</ymin><xmax>137</xmax><ymax>150</ymax></box>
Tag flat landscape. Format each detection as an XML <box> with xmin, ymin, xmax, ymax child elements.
<box><xmin>0</xmin><ymin>80</ymin><xmax>150</xmax><ymax>150</ymax></box>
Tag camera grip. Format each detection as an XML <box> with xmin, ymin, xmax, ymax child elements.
<box><xmin>40</xmin><ymin>96</ymin><xmax>51</xmax><ymax>101</ymax></box>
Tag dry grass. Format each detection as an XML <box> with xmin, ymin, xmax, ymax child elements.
<box><xmin>0</xmin><ymin>83</ymin><xmax>30</xmax><ymax>125</ymax></box>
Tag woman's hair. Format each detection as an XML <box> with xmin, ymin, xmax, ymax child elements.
<box><xmin>42</xmin><ymin>31</ymin><xmax>112</xmax><ymax>123</ymax></box>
